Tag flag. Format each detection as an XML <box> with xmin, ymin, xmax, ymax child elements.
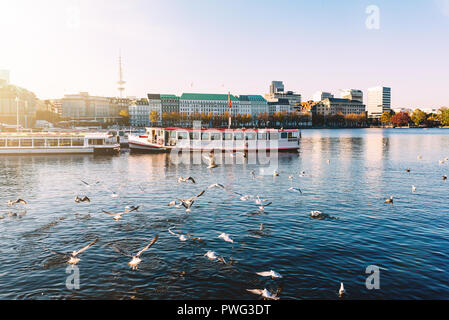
<box><xmin>228</xmin><ymin>92</ymin><xmax>232</xmax><ymax>109</ymax></box>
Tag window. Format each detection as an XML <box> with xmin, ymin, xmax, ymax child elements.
<box><xmin>60</xmin><ymin>139</ymin><xmax>71</xmax><ymax>146</ymax></box>
<box><xmin>223</xmin><ymin>133</ymin><xmax>233</xmax><ymax>140</ymax></box>
<box><xmin>34</xmin><ymin>139</ymin><xmax>45</xmax><ymax>147</ymax></box>
<box><xmin>201</xmin><ymin>132</ymin><xmax>210</xmax><ymax>140</ymax></box>
<box><xmin>234</xmin><ymin>132</ymin><xmax>244</xmax><ymax>140</ymax></box>
<box><xmin>281</xmin><ymin>132</ymin><xmax>288</xmax><ymax>139</ymax></box>
<box><xmin>269</xmin><ymin>132</ymin><xmax>279</xmax><ymax>140</ymax></box>
<box><xmin>177</xmin><ymin>132</ymin><xmax>188</xmax><ymax>140</ymax></box>
<box><xmin>211</xmin><ymin>133</ymin><xmax>221</xmax><ymax>141</ymax></box>
<box><xmin>21</xmin><ymin>139</ymin><xmax>33</xmax><ymax>147</ymax></box>
<box><xmin>47</xmin><ymin>139</ymin><xmax>58</xmax><ymax>146</ymax></box>
<box><xmin>190</xmin><ymin>132</ymin><xmax>200</xmax><ymax>140</ymax></box>
<box><xmin>0</xmin><ymin>139</ymin><xmax>6</xmax><ymax>147</ymax></box>
<box><xmin>7</xmin><ymin>139</ymin><xmax>19</xmax><ymax>147</ymax></box>
<box><xmin>245</xmin><ymin>133</ymin><xmax>256</xmax><ymax>140</ymax></box>
<box><xmin>257</xmin><ymin>133</ymin><xmax>267</xmax><ymax>140</ymax></box>
<box><xmin>88</xmin><ymin>139</ymin><xmax>104</xmax><ymax>145</ymax></box>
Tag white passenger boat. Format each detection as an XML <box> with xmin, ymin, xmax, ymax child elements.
<box><xmin>128</xmin><ymin>127</ymin><xmax>300</xmax><ymax>153</ymax></box>
<box><xmin>0</xmin><ymin>132</ymin><xmax>120</xmax><ymax>155</ymax></box>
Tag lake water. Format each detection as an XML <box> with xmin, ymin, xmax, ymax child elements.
<box><xmin>0</xmin><ymin>128</ymin><xmax>448</xmax><ymax>299</ymax></box>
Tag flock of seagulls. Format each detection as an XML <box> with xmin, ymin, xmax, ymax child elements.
<box><xmin>4</xmin><ymin>150</ymin><xmax>448</xmax><ymax>300</ymax></box>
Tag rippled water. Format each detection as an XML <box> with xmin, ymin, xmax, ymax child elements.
<box><xmin>1</xmin><ymin>128</ymin><xmax>449</xmax><ymax>300</ymax></box>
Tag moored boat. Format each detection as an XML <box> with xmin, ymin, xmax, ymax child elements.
<box><xmin>128</xmin><ymin>127</ymin><xmax>300</xmax><ymax>153</ymax></box>
<box><xmin>0</xmin><ymin>132</ymin><xmax>120</xmax><ymax>155</ymax></box>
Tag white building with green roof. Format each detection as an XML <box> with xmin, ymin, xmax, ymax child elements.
<box><xmin>180</xmin><ymin>93</ymin><xmax>240</xmax><ymax>116</ymax></box>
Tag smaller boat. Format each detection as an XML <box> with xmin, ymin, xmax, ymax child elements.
<box><xmin>0</xmin><ymin>131</ymin><xmax>120</xmax><ymax>155</ymax></box>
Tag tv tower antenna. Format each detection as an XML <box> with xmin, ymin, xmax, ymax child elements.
<box><xmin>117</xmin><ymin>51</ymin><xmax>126</xmax><ymax>98</ymax></box>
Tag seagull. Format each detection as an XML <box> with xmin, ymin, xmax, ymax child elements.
<box><xmin>327</xmin><ymin>159</ymin><xmax>331</xmax><ymax>165</ymax></box>
<box><xmin>203</xmin><ymin>153</ymin><xmax>218</xmax><ymax>169</ymax></box>
<box><xmin>439</xmin><ymin>160</ymin><xmax>445</xmax><ymax>165</ymax></box>
<box><xmin>168</xmin><ymin>200</ymin><xmax>181</xmax><ymax>208</ymax></box>
<box><xmin>417</xmin><ymin>155</ymin><xmax>422</xmax><ymax>160</ymax></box>
<box><xmin>178</xmin><ymin>176</ymin><xmax>196</xmax><ymax>184</ymax></box>
<box><xmin>168</xmin><ymin>227</ymin><xmax>188</xmax><ymax>241</ymax></box>
<box><xmin>443</xmin><ymin>175</ymin><xmax>448</xmax><ymax>181</ymax></box>
<box><xmin>177</xmin><ymin>190</ymin><xmax>206</xmax><ymax>212</ymax></box>
<box><xmin>256</xmin><ymin>270</ymin><xmax>282</xmax><ymax>279</ymax></box>
<box><xmin>218</xmin><ymin>233</ymin><xmax>234</xmax><ymax>243</ymax></box>
<box><xmin>250</xmin><ymin>170</ymin><xmax>256</xmax><ymax>180</ymax></box>
<box><xmin>412</xmin><ymin>185</ymin><xmax>417</xmax><ymax>192</ymax></box>
<box><xmin>339</xmin><ymin>282</ymin><xmax>345</xmax><ymax>297</ymax></box>
<box><xmin>273</xmin><ymin>170</ymin><xmax>279</xmax><ymax>177</ymax></box>
<box><xmin>310</xmin><ymin>211</ymin><xmax>323</xmax><ymax>218</ymax></box>
<box><xmin>384</xmin><ymin>196</ymin><xmax>394</xmax><ymax>204</ymax></box>
<box><xmin>204</xmin><ymin>251</ymin><xmax>229</xmax><ymax>264</ymax></box>
<box><xmin>405</xmin><ymin>168</ymin><xmax>411</xmax><ymax>173</ymax></box>
<box><xmin>80</xmin><ymin>180</ymin><xmax>91</xmax><ymax>187</ymax></box>
<box><xmin>48</xmin><ymin>238</ymin><xmax>99</xmax><ymax>265</ymax></box>
<box><xmin>288</xmin><ymin>187</ymin><xmax>302</xmax><ymax>194</ymax></box>
<box><xmin>246</xmin><ymin>289</ymin><xmax>280</xmax><ymax>300</ymax></box>
<box><xmin>258</xmin><ymin>202</ymin><xmax>272</xmax><ymax>211</ymax></box>
<box><xmin>75</xmin><ymin>196</ymin><xmax>90</xmax><ymax>203</ymax></box>
<box><xmin>255</xmin><ymin>195</ymin><xmax>269</xmax><ymax>205</ymax></box>
<box><xmin>102</xmin><ymin>206</ymin><xmax>139</xmax><ymax>221</ymax></box>
<box><xmin>112</xmin><ymin>235</ymin><xmax>158</xmax><ymax>270</ymax></box>
<box><xmin>208</xmin><ymin>183</ymin><xmax>225</xmax><ymax>189</ymax></box>
<box><xmin>8</xmin><ymin>199</ymin><xmax>27</xmax><ymax>206</ymax></box>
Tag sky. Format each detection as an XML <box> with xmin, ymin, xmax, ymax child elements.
<box><xmin>0</xmin><ymin>0</ymin><xmax>448</xmax><ymax>109</ymax></box>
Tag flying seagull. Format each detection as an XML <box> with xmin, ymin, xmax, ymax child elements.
<box><xmin>168</xmin><ymin>227</ymin><xmax>188</xmax><ymax>242</ymax></box>
<box><xmin>8</xmin><ymin>199</ymin><xmax>27</xmax><ymax>206</ymax></box>
<box><xmin>49</xmin><ymin>238</ymin><xmax>99</xmax><ymax>265</ymax></box>
<box><xmin>256</xmin><ymin>270</ymin><xmax>282</xmax><ymax>279</ymax></box>
<box><xmin>102</xmin><ymin>206</ymin><xmax>139</xmax><ymax>221</ymax></box>
<box><xmin>208</xmin><ymin>183</ymin><xmax>225</xmax><ymax>190</ymax></box>
<box><xmin>75</xmin><ymin>196</ymin><xmax>90</xmax><ymax>203</ymax></box>
<box><xmin>288</xmin><ymin>187</ymin><xmax>302</xmax><ymax>194</ymax></box>
<box><xmin>203</xmin><ymin>152</ymin><xmax>218</xmax><ymax>169</ymax></box>
<box><xmin>246</xmin><ymin>288</ymin><xmax>280</xmax><ymax>300</ymax></box>
<box><xmin>112</xmin><ymin>235</ymin><xmax>158</xmax><ymax>270</ymax></box>
<box><xmin>177</xmin><ymin>176</ymin><xmax>196</xmax><ymax>184</ymax></box>
<box><xmin>177</xmin><ymin>190</ymin><xmax>206</xmax><ymax>212</ymax></box>
<box><xmin>258</xmin><ymin>202</ymin><xmax>272</xmax><ymax>211</ymax></box>
<box><xmin>204</xmin><ymin>251</ymin><xmax>229</xmax><ymax>264</ymax></box>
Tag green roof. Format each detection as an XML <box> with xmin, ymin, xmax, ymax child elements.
<box><xmin>160</xmin><ymin>94</ymin><xmax>179</xmax><ymax>100</ymax></box>
<box><xmin>181</xmin><ymin>93</ymin><xmax>239</xmax><ymax>101</ymax></box>
<box><xmin>240</xmin><ymin>95</ymin><xmax>266</xmax><ymax>102</ymax></box>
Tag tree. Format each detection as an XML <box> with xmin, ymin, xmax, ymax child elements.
<box><xmin>149</xmin><ymin>111</ymin><xmax>160</xmax><ymax>125</ymax></box>
<box><xmin>411</xmin><ymin>109</ymin><xmax>427</xmax><ymax>126</ymax></box>
<box><xmin>391</xmin><ymin>111</ymin><xmax>411</xmax><ymax>127</ymax></box>
<box><xmin>438</xmin><ymin>107</ymin><xmax>449</xmax><ymax>126</ymax></box>
<box><xmin>119</xmin><ymin>109</ymin><xmax>129</xmax><ymax>126</ymax></box>
<box><xmin>380</xmin><ymin>111</ymin><xmax>393</xmax><ymax>125</ymax></box>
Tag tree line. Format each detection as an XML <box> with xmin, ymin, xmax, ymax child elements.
<box><xmin>379</xmin><ymin>107</ymin><xmax>449</xmax><ymax>127</ymax></box>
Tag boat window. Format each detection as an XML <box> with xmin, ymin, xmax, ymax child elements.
<box><xmin>34</xmin><ymin>139</ymin><xmax>45</xmax><ymax>147</ymax></box>
<box><xmin>201</xmin><ymin>132</ymin><xmax>210</xmax><ymax>140</ymax></box>
<box><xmin>269</xmin><ymin>132</ymin><xmax>279</xmax><ymax>140</ymax></box>
<box><xmin>257</xmin><ymin>133</ymin><xmax>267</xmax><ymax>140</ymax></box>
<box><xmin>88</xmin><ymin>139</ymin><xmax>104</xmax><ymax>145</ymax></box>
<box><xmin>0</xmin><ymin>139</ymin><xmax>5</xmax><ymax>147</ymax></box>
<box><xmin>60</xmin><ymin>139</ymin><xmax>71</xmax><ymax>146</ymax></box>
<box><xmin>21</xmin><ymin>139</ymin><xmax>33</xmax><ymax>147</ymax></box>
<box><xmin>72</xmin><ymin>138</ymin><xmax>84</xmax><ymax>146</ymax></box>
<box><xmin>190</xmin><ymin>132</ymin><xmax>200</xmax><ymax>140</ymax></box>
<box><xmin>281</xmin><ymin>132</ymin><xmax>288</xmax><ymax>139</ymax></box>
<box><xmin>234</xmin><ymin>132</ymin><xmax>244</xmax><ymax>140</ymax></box>
<box><xmin>211</xmin><ymin>133</ymin><xmax>221</xmax><ymax>141</ymax></box>
<box><xmin>223</xmin><ymin>133</ymin><xmax>232</xmax><ymax>140</ymax></box>
<box><xmin>177</xmin><ymin>132</ymin><xmax>188</xmax><ymax>140</ymax></box>
<box><xmin>47</xmin><ymin>139</ymin><xmax>59</xmax><ymax>146</ymax></box>
<box><xmin>7</xmin><ymin>139</ymin><xmax>19</xmax><ymax>147</ymax></box>
<box><xmin>245</xmin><ymin>132</ymin><xmax>256</xmax><ymax>140</ymax></box>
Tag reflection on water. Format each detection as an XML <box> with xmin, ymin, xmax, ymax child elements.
<box><xmin>0</xmin><ymin>128</ymin><xmax>449</xmax><ymax>299</ymax></box>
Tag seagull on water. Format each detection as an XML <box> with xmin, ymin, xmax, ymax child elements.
<box><xmin>384</xmin><ymin>196</ymin><xmax>394</xmax><ymax>204</ymax></box>
<box><xmin>102</xmin><ymin>206</ymin><xmax>139</xmax><ymax>221</ymax></box>
<box><xmin>168</xmin><ymin>227</ymin><xmax>188</xmax><ymax>242</ymax></box>
<box><xmin>405</xmin><ymin>168</ymin><xmax>411</xmax><ymax>173</ymax></box>
<box><xmin>250</xmin><ymin>170</ymin><xmax>256</xmax><ymax>180</ymax></box>
<box><xmin>204</xmin><ymin>251</ymin><xmax>229</xmax><ymax>264</ymax></box>
<box><xmin>246</xmin><ymin>289</ymin><xmax>280</xmax><ymax>300</ymax></box>
<box><xmin>412</xmin><ymin>185</ymin><xmax>417</xmax><ymax>192</ymax></box>
<box><xmin>8</xmin><ymin>199</ymin><xmax>27</xmax><ymax>206</ymax></box>
<box><xmin>75</xmin><ymin>196</ymin><xmax>90</xmax><ymax>203</ymax></box>
<box><xmin>339</xmin><ymin>282</ymin><xmax>345</xmax><ymax>297</ymax></box>
<box><xmin>273</xmin><ymin>170</ymin><xmax>279</xmax><ymax>177</ymax></box>
<box><xmin>177</xmin><ymin>190</ymin><xmax>206</xmax><ymax>212</ymax></box>
<box><xmin>256</xmin><ymin>270</ymin><xmax>282</xmax><ymax>279</ymax></box>
<box><xmin>111</xmin><ymin>235</ymin><xmax>158</xmax><ymax>270</ymax></box>
<box><xmin>218</xmin><ymin>233</ymin><xmax>234</xmax><ymax>243</ymax></box>
<box><xmin>417</xmin><ymin>155</ymin><xmax>422</xmax><ymax>160</ymax></box>
<box><xmin>443</xmin><ymin>175</ymin><xmax>447</xmax><ymax>181</ymax></box>
<box><xmin>48</xmin><ymin>238</ymin><xmax>99</xmax><ymax>265</ymax></box>
<box><xmin>178</xmin><ymin>176</ymin><xmax>196</xmax><ymax>184</ymax></box>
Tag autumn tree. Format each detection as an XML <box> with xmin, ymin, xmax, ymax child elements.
<box><xmin>391</xmin><ymin>111</ymin><xmax>411</xmax><ymax>127</ymax></box>
<box><xmin>411</xmin><ymin>109</ymin><xmax>427</xmax><ymax>126</ymax></box>
<box><xmin>380</xmin><ymin>111</ymin><xmax>393</xmax><ymax>125</ymax></box>
<box><xmin>149</xmin><ymin>110</ymin><xmax>160</xmax><ymax>125</ymax></box>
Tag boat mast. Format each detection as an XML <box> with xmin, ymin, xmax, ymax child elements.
<box><xmin>228</xmin><ymin>92</ymin><xmax>232</xmax><ymax>129</ymax></box>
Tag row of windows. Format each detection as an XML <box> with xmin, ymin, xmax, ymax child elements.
<box><xmin>0</xmin><ymin>138</ymin><xmax>84</xmax><ymax>147</ymax></box>
<box><xmin>171</xmin><ymin>131</ymin><xmax>298</xmax><ymax>141</ymax></box>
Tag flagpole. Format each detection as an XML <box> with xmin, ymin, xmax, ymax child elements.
<box><xmin>228</xmin><ymin>92</ymin><xmax>232</xmax><ymax>129</ymax></box>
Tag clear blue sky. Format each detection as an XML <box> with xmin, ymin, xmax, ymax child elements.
<box><xmin>1</xmin><ymin>0</ymin><xmax>448</xmax><ymax>108</ymax></box>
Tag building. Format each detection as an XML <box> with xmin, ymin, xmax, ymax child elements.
<box><xmin>301</xmin><ymin>100</ymin><xmax>319</xmax><ymax>113</ymax></box>
<box><xmin>0</xmin><ymin>83</ymin><xmax>37</xmax><ymax>128</ymax></box>
<box><xmin>313</xmin><ymin>91</ymin><xmax>333</xmax><ymax>102</ymax></box>
<box><xmin>0</xmin><ymin>70</ymin><xmax>10</xmax><ymax>87</ymax></box>
<box><xmin>268</xmin><ymin>98</ymin><xmax>292</xmax><ymax>114</ymax></box>
<box><xmin>160</xmin><ymin>94</ymin><xmax>180</xmax><ymax>114</ymax></box>
<box><xmin>367</xmin><ymin>86</ymin><xmax>391</xmax><ymax>118</ymax></box>
<box><xmin>269</xmin><ymin>81</ymin><xmax>285</xmax><ymax>95</ymax></box>
<box><xmin>49</xmin><ymin>99</ymin><xmax>63</xmax><ymax>115</ymax></box>
<box><xmin>313</xmin><ymin>98</ymin><xmax>365</xmax><ymax>116</ymax></box>
<box><xmin>265</xmin><ymin>81</ymin><xmax>302</xmax><ymax>111</ymax></box>
<box><xmin>340</xmin><ymin>89</ymin><xmax>363</xmax><ymax>102</ymax></box>
<box><xmin>179</xmin><ymin>93</ymin><xmax>240</xmax><ymax>116</ymax></box>
<box><xmin>239</xmin><ymin>95</ymin><xmax>268</xmax><ymax>117</ymax></box>
<box><xmin>129</xmin><ymin>98</ymin><xmax>150</xmax><ymax>127</ymax></box>
<box><xmin>147</xmin><ymin>94</ymin><xmax>163</xmax><ymax>121</ymax></box>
